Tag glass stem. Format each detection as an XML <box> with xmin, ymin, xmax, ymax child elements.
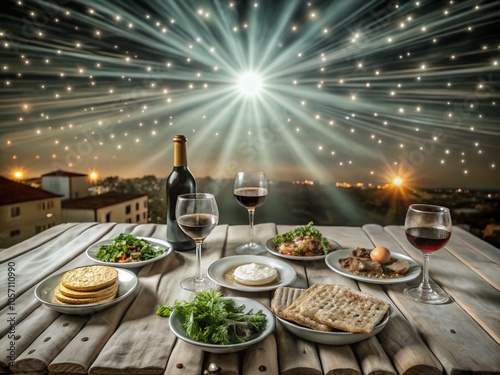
<box><xmin>419</xmin><ymin>252</ymin><xmax>432</xmax><ymax>292</ymax></box>
<box><xmin>248</xmin><ymin>209</ymin><xmax>255</xmax><ymax>245</ymax></box>
<box><xmin>195</xmin><ymin>241</ymin><xmax>203</xmax><ymax>283</ymax></box>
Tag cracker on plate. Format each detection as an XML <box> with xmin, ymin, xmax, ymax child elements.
<box><xmin>57</xmin><ymin>280</ymin><xmax>118</xmax><ymax>299</ymax></box>
<box><xmin>54</xmin><ymin>281</ymin><xmax>118</xmax><ymax>305</ymax></box>
<box><xmin>273</xmin><ymin>286</ymin><xmax>333</xmax><ymax>332</ymax></box>
<box><xmin>299</xmin><ymin>284</ymin><xmax>389</xmax><ymax>333</ymax></box>
<box><xmin>61</xmin><ymin>265</ymin><xmax>118</xmax><ymax>291</ymax></box>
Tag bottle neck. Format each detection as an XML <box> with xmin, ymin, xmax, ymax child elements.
<box><xmin>173</xmin><ymin>140</ymin><xmax>188</xmax><ymax>167</ymax></box>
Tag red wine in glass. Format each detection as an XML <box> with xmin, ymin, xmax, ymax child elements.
<box><xmin>403</xmin><ymin>204</ymin><xmax>452</xmax><ymax>304</ymax></box>
<box><xmin>405</xmin><ymin>227</ymin><xmax>451</xmax><ymax>253</ymax></box>
<box><xmin>177</xmin><ymin>213</ymin><xmax>218</xmax><ymax>241</ymax></box>
<box><xmin>176</xmin><ymin>193</ymin><xmax>218</xmax><ymax>292</ymax></box>
<box><xmin>233</xmin><ymin>172</ymin><xmax>268</xmax><ymax>254</ymax></box>
<box><xmin>233</xmin><ymin>187</ymin><xmax>268</xmax><ymax>209</ymax></box>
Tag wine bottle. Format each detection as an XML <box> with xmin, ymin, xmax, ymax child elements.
<box><xmin>166</xmin><ymin>135</ymin><xmax>196</xmax><ymax>251</ymax></box>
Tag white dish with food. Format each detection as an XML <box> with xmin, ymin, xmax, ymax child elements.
<box><xmin>265</xmin><ymin>237</ymin><xmax>341</xmax><ymax>261</ymax></box>
<box><xmin>207</xmin><ymin>255</ymin><xmax>297</xmax><ymax>292</ymax></box>
<box><xmin>86</xmin><ymin>236</ymin><xmax>172</xmax><ymax>269</ymax></box>
<box><xmin>275</xmin><ymin>308</ymin><xmax>390</xmax><ymax>345</ymax></box>
<box><xmin>34</xmin><ymin>267</ymin><xmax>138</xmax><ymax>314</ymax></box>
<box><xmin>325</xmin><ymin>249</ymin><xmax>421</xmax><ymax>284</ymax></box>
<box><xmin>169</xmin><ymin>297</ymin><xmax>275</xmax><ymax>353</ymax></box>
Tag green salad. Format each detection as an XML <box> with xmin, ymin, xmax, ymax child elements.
<box><xmin>157</xmin><ymin>290</ymin><xmax>267</xmax><ymax>345</ymax></box>
<box><xmin>96</xmin><ymin>233</ymin><xmax>165</xmax><ymax>263</ymax></box>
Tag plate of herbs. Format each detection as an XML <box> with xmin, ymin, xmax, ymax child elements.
<box><xmin>157</xmin><ymin>290</ymin><xmax>275</xmax><ymax>353</ymax></box>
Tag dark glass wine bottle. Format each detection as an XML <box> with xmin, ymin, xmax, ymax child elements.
<box><xmin>166</xmin><ymin>135</ymin><xmax>196</xmax><ymax>251</ymax></box>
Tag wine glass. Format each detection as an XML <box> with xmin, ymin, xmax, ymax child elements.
<box><xmin>176</xmin><ymin>193</ymin><xmax>219</xmax><ymax>292</ymax></box>
<box><xmin>233</xmin><ymin>172</ymin><xmax>268</xmax><ymax>254</ymax></box>
<box><xmin>403</xmin><ymin>204</ymin><xmax>452</xmax><ymax>304</ymax></box>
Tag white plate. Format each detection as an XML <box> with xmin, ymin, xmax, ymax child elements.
<box><xmin>207</xmin><ymin>255</ymin><xmax>297</xmax><ymax>292</ymax></box>
<box><xmin>325</xmin><ymin>249</ymin><xmax>421</xmax><ymax>284</ymax></box>
<box><xmin>169</xmin><ymin>297</ymin><xmax>275</xmax><ymax>353</ymax></box>
<box><xmin>276</xmin><ymin>307</ymin><xmax>390</xmax><ymax>345</ymax></box>
<box><xmin>265</xmin><ymin>237</ymin><xmax>342</xmax><ymax>261</ymax></box>
<box><xmin>86</xmin><ymin>236</ymin><xmax>172</xmax><ymax>268</ymax></box>
<box><xmin>34</xmin><ymin>267</ymin><xmax>138</xmax><ymax>315</ymax></box>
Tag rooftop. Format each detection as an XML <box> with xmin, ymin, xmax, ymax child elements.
<box><xmin>62</xmin><ymin>191</ymin><xmax>147</xmax><ymax>210</ymax></box>
<box><xmin>0</xmin><ymin>176</ymin><xmax>62</xmax><ymax>206</ymax></box>
<box><xmin>42</xmin><ymin>170</ymin><xmax>89</xmax><ymax>178</ymax></box>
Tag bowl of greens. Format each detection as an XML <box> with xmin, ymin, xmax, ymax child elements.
<box><xmin>158</xmin><ymin>290</ymin><xmax>275</xmax><ymax>353</ymax></box>
<box><xmin>86</xmin><ymin>233</ymin><xmax>172</xmax><ymax>268</ymax></box>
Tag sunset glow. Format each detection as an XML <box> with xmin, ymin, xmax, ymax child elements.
<box><xmin>393</xmin><ymin>177</ymin><xmax>403</xmax><ymax>186</ymax></box>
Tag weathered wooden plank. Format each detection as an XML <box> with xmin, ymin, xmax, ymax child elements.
<box><xmin>0</xmin><ymin>306</ymin><xmax>59</xmax><ymax>372</ymax></box>
<box><xmin>164</xmin><ymin>340</ymin><xmax>204</xmax><ymax>375</ymax></box>
<box><xmin>446</xmin><ymin>231</ymin><xmax>499</xmax><ymax>291</ymax></box>
<box><xmin>451</xmin><ymin>226</ymin><xmax>500</xmax><ymax>264</ymax></box>
<box><xmin>241</xmin><ymin>334</ymin><xmax>279</xmax><ymax>375</ymax></box>
<box><xmin>48</xmin><ymin>290</ymin><xmax>136</xmax><ymax>374</ymax></box>
<box><xmin>276</xmin><ymin>320</ymin><xmax>323</xmax><ymax>375</ymax></box>
<box><xmin>10</xmin><ymin>314</ymin><xmax>89</xmax><ymax>373</ymax></box>
<box><xmin>352</xmin><ymin>338</ymin><xmax>396</xmax><ymax>375</ymax></box>
<box><xmin>0</xmin><ymin>223</ymin><xmax>81</xmax><ymax>262</ymax></box>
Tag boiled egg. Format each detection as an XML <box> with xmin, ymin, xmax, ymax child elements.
<box><xmin>370</xmin><ymin>246</ymin><xmax>391</xmax><ymax>264</ymax></box>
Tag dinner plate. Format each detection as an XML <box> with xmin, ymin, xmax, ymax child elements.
<box><xmin>275</xmin><ymin>308</ymin><xmax>390</xmax><ymax>345</ymax></box>
<box><xmin>265</xmin><ymin>237</ymin><xmax>342</xmax><ymax>261</ymax></box>
<box><xmin>207</xmin><ymin>255</ymin><xmax>297</xmax><ymax>292</ymax></box>
<box><xmin>34</xmin><ymin>267</ymin><xmax>138</xmax><ymax>315</ymax></box>
<box><xmin>169</xmin><ymin>297</ymin><xmax>275</xmax><ymax>353</ymax></box>
<box><xmin>86</xmin><ymin>236</ymin><xmax>172</xmax><ymax>268</ymax></box>
<box><xmin>325</xmin><ymin>249</ymin><xmax>421</xmax><ymax>284</ymax></box>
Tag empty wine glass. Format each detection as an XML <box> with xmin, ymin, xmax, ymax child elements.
<box><xmin>404</xmin><ymin>204</ymin><xmax>452</xmax><ymax>304</ymax></box>
<box><xmin>233</xmin><ymin>172</ymin><xmax>268</xmax><ymax>254</ymax></box>
<box><xmin>176</xmin><ymin>193</ymin><xmax>218</xmax><ymax>292</ymax></box>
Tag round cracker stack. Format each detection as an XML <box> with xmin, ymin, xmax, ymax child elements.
<box><xmin>55</xmin><ymin>266</ymin><xmax>119</xmax><ymax>305</ymax></box>
<box><xmin>61</xmin><ymin>265</ymin><xmax>118</xmax><ymax>291</ymax></box>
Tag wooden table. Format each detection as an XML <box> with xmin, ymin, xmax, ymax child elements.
<box><xmin>0</xmin><ymin>222</ymin><xmax>499</xmax><ymax>375</ymax></box>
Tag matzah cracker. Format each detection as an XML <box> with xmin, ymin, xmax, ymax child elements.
<box><xmin>271</xmin><ymin>286</ymin><xmax>304</xmax><ymax>317</ymax></box>
<box><xmin>280</xmin><ymin>285</ymin><xmax>334</xmax><ymax>332</ymax></box>
<box><xmin>54</xmin><ymin>282</ymin><xmax>118</xmax><ymax>304</ymax></box>
<box><xmin>57</xmin><ymin>279</ymin><xmax>118</xmax><ymax>299</ymax></box>
<box><xmin>299</xmin><ymin>284</ymin><xmax>389</xmax><ymax>333</ymax></box>
<box><xmin>61</xmin><ymin>266</ymin><xmax>118</xmax><ymax>291</ymax></box>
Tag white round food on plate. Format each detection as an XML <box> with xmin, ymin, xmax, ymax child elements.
<box><xmin>233</xmin><ymin>263</ymin><xmax>279</xmax><ymax>286</ymax></box>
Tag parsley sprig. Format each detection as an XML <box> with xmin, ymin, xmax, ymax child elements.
<box><xmin>157</xmin><ymin>290</ymin><xmax>267</xmax><ymax>345</ymax></box>
<box><xmin>272</xmin><ymin>221</ymin><xmax>331</xmax><ymax>255</ymax></box>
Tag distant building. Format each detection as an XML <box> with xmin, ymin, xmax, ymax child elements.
<box><xmin>41</xmin><ymin>170</ymin><xmax>91</xmax><ymax>200</ymax></box>
<box><xmin>1</xmin><ymin>170</ymin><xmax>150</xmax><ymax>248</ymax></box>
<box><xmin>62</xmin><ymin>191</ymin><xmax>148</xmax><ymax>224</ymax></box>
<box><xmin>0</xmin><ymin>176</ymin><xmax>62</xmax><ymax>248</ymax></box>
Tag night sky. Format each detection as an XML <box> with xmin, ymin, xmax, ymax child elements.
<box><xmin>1</xmin><ymin>0</ymin><xmax>499</xmax><ymax>189</ymax></box>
